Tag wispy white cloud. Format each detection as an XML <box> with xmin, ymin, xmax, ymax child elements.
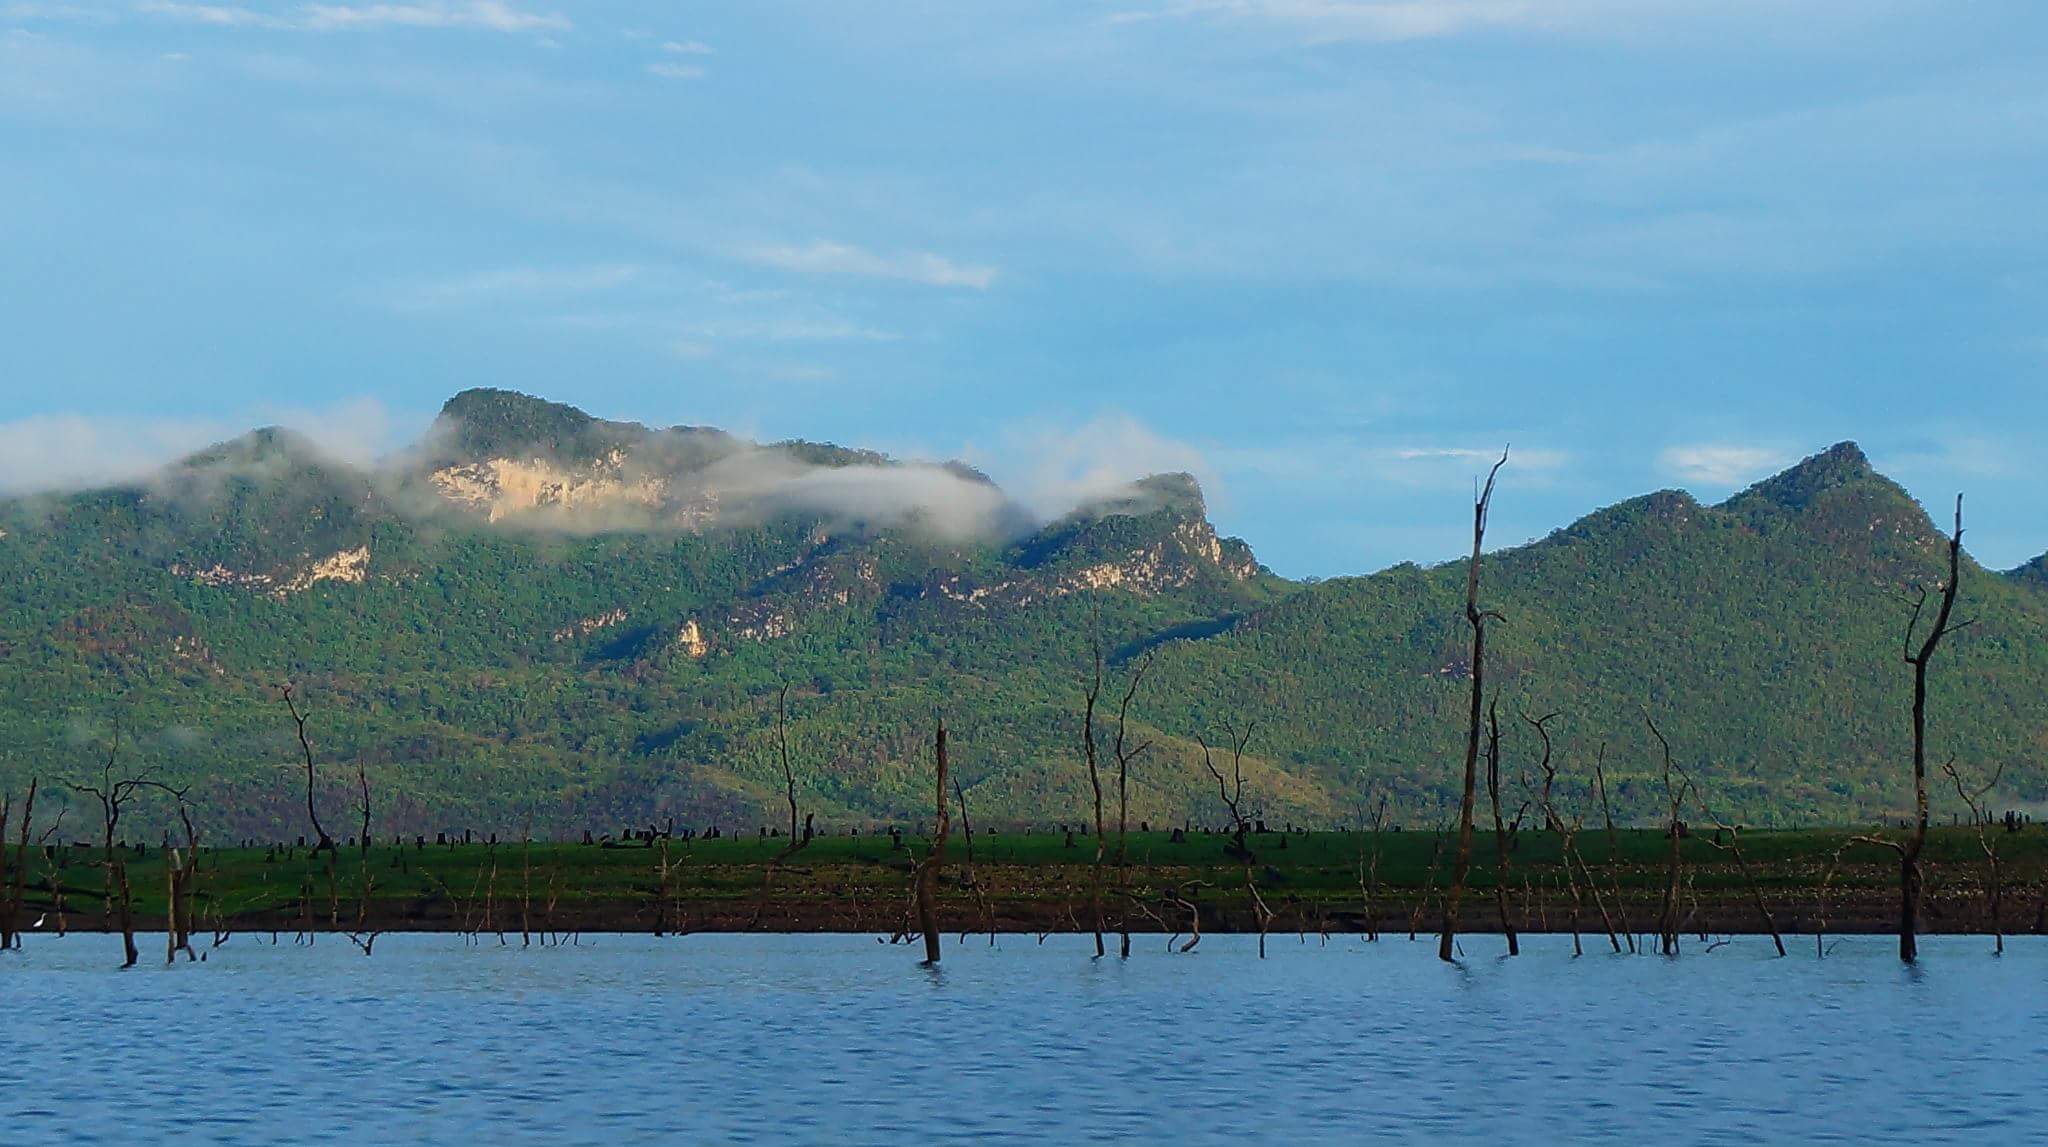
<box><xmin>976</xmin><ymin>412</ymin><xmax>1216</xmax><ymax>519</ymax></box>
<box><xmin>6</xmin><ymin>2</ymin><xmax>121</xmax><ymax>20</ymax></box>
<box><xmin>136</xmin><ymin>1</ymin><xmax>286</xmax><ymax>27</ymax></box>
<box><xmin>1877</xmin><ymin>435</ymin><xmax>2028</xmax><ymax>483</ymax></box>
<box><xmin>0</xmin><ymin>399</ymin><xmax>412</xmax><ymax>495</ymax></box>
<box><xmin>135</xmin><ymin>0</ymin><xmax>568</xmax><ymax>32</ymax></box>
<box><xmin>385</xmin><ymin>263</ymin><xmax>640</xmax><ymax>310</ymax></box>
<box><xmin>1657</xmin><ymin>443</ymin><xmax>1792</xmax><ymax>487</ymax></box>
<box><xmin>676</xmin><ymin>317</ymin><xmax>899</xmax><ymax>343</ymax></box>
<box><xmin>1211</xmin><ymin>438</ymin><xmax>1570</xmax><ymax>493</ymax></box>
<box><xmin>743</xmin><ymin>240</ymin><xmax>997</xmax><ymax>290</ymax></box>
<box><xmin>661</xmin><ymin>39</ymin><xmax>710</xmax><ymax>55</ymax></box>
<box><xmin>302</xmin><ymin>2</ymin><xmax>567</xmax><ymax>32</ymax></box>
<box><xmin>646</xmin><ymin>61</ymin><xmax>704</xmax><ymax>80</ymax></box>
<box><xmin>1111</xmin><ymin>0</ymin><xmax>1918</xmax><ymax>45</ymax></box>
<box><xmin>1111</xmin><ymin>0</ymin><xmax>1540</xmax><ymax>43</ymax></box>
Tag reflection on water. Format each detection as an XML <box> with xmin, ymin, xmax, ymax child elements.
<box><xmin>2</xmin><ymin>934</ymin><xmax>2043</xmax><ymax>1144</ymax></box>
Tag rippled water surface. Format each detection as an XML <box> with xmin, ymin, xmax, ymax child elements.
<box><xmin>4</xmin><ymin>933</ymin><xmax>2045</xmax><ymax>1143</ymax></box>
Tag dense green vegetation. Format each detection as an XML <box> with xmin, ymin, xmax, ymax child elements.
<box><xmin>1</xmin><ymin>390</ymin><xmax>2043</xmax><ymax>841</ymax></box>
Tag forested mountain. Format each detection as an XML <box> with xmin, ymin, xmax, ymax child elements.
<box><xmin>2</xmin><ymin>392</ymin><xmax>2042</xmax><ymax>838</ymax></box>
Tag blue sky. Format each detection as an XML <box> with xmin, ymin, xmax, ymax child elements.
<box><xmin>2</xmin><ymin>0</ymin><xmax>2045</xmax><ymax>577</ymax></box>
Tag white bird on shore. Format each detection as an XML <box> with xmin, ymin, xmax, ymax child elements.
<box><xmin>33</xmin><ymin>914</ymin><xmax>47</xmax><ymax>928</ymax></box>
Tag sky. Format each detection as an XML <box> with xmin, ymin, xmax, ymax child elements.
<box><xmin>2</xmin><ymin>0</ymin><xmax>2045</xmax><ymax>577</ymax></box>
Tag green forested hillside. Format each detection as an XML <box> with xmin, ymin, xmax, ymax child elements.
<box><xmin>1</xmin><ymin>394</ymin><xmax>2041</xmax><ymax>839</ymax></box>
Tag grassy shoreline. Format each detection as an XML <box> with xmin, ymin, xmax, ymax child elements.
<box><xmin>8</xmin><ymin>827</ymin><xmax>2043</xmax><ymax>940</ymax></box>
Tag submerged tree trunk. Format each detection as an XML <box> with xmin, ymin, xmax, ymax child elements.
<box><xmin>1944</xmin><ymin>758</ymin><xmax>2005</xmax><ymax>955</ymax></box>
<box><xmin>1484</xmin><ymin>703</ymin><xmax>1518</xmax><ymax>957</ymax></box>
<box><xmin>1441</xmin><ymin>449</ymin><xmax>1506</xmax><ymax>963</ymax></box>
<box><xmin>915</xmin><ymin>719</ymin><xmax>953</xmax><ymax>965</ymax></box>
<box><xmin>1898</xmin><ymin>495</ymin><xmax>1965</xmax><ymax>964</ymax></box>
<box><xmin>1082</xmin><ymin>640</ymin><xmax>1107</xmax><ymax>959</ymax></box>
<box><xmin>1111</xmin><ymin>654</ymin><xmax>1153</xmax><ymax>962</ymax></box>
<box><xmin>1649</xmin><ymin>716</ymin><xmax>1686</xmax><ymax>957</ymax></box>
<box><xmin>0</xmin><ymin>783</ymin><xmax>21</xmax><ymax>950</ymax></box>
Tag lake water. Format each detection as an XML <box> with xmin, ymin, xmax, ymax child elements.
<box><xmin>3</xmin><ymin>933</ymin><xmax>2044</xmax><ymax>1144</ymax></box>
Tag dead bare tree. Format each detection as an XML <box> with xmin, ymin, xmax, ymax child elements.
<box><xmin>1441</xmin><ymin>448</ymin><xmax>1507</xmax><ymax>963</ymax></box>
<box><xmin>1519</xmin><ymin>710</ymin><xmax>1564</xmax><ymax>833</ymax></box>
<box><xmin>281</xmin><ymin>685</ymin><xmax>335</xmax><ymax>853</ymax></box>
<box><xmin>747</xmin><ymin>684</ymin><xmax>815</xmax><ymax>929</ymax></box>
<box><xmin>40</xmin><ymin>807</ymin><xmax>68</xmax><ymax>937</ymax></box>
<box><xmin>1111</xmin><ymin>652</ymin><xmax>1155</xmax><ymax>960</ymax></box>
<box><xmin>1852</xmin><ymin>495</ymin><xmax>1967</xmax><ymax>964</ymax></box>
<box><xmin>1357</xmin><ymin>793</ymin><xmax>1388</xmax><ymax>942</ymax></box>
<box><xmin>1556</xmin><ymin>819</ymin><xmax>1588</xmax><ymax>956</ymax></box>
<box><xmin>355</xmin><ymin>754</ymin><xmax>372</xmax><ymax>863</ymax></box>
<box><xmin>913</xmin><ymin>717</ymin><xmax>952</xmax><ymax>965</ymax></box>
<box><xmin>1942</xmin><ymin>757</ymin><xmax>2005</xmax><ymax>954</ymax></box>
<box><xmin>150</xmin><ymin>782</ymin><xmax>201</xmax><ymax>963</ymax></box>
<box><xmin>1647</xmin><ymin>714</ymin><xmax>1691</xmax><ymax>957</ymax></box>
<box><xmin>1681</xmin><ymin>769</ymin><xmax>1785</xmax><ymax>957</ymax></box>
<box><xmin>0</xmin><ymin>794</ymin><xmax>8</xmax><ymax>948</ymax></box>
<box><xmin>1410</xmin><ymin>817</ymin><xmax>1451</xmax><ymax>941</ymax></box>
<box><xmin>1164</xmin><ymin>879</ymin><xmax>1207</xmax><ymax>953</ymax></box>
<box><xmin>521</xmin><ymin>814</ymin><xmax>535</xmax><ymax>949</ymax></box>
<box><xmin>0</xmin><ymin>779</ymin><xmax>31</xmax><ymax>950</ymax></box>
<box><xmin>1080</xmin><ymin>632</ymin><xmax>1111</xmax><ymax>958</ymax></box>
<box><xmin>1591</xmin><ymin>745</ymin><xmax>1635</xmax><ymax>953</ymax></box>
<box><xmin>1200</xmin><ymin>720</ymin><xmax>1273</xmax><ymax>956</ymax></box>
<box><xmin>68</xmin><ymin>724</ymin><xmax>147</xmax><ymax>968</ymax></box>
<box><xmin>953</xmin><ymin>774</ymin><xmax>995</xmax><ymax>945</ymax></box>
<box><xmin>1484</xmin><ymin>701</ymin><xmax>1519</xmax><ymax>956</ymax></box>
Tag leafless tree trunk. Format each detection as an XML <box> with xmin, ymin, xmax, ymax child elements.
<box><xmin>0</xmin><ymin>793</ymin><xmax>10</xmax><ymax>949</ymax></box>
<box><xmin>521</xmin><ymin>815</ymin><xmax>534</xmax><ymax>949</ymax></box>
<box><xmin>1484</xmin><ymin>702</ymin><xmax>1518</xmax><ymax>956</ymax></box>
<box><xmin>1083</xmin><ymin>636</ymin><xmax>1107</xmax><ymax>958</ymax></box>
<box><xmin>1167</xmin><ymin>880</ymin><xmax>1205</xmax><ymax>953</ymax></box>
<box><xmin>748</xmin><ymin>684</ymin><xmax>815</xmax><ymax>928</ymax></box>
<box><xmin>1441</xmin><ymin>448</ymin><xmax>1507</xmax><ymax>962</ymax></box>
<box><xmin>1943</xmin><ymin>757</ymin><xmax>2005</xmax><ymax>954</ymax></box>
<box><xmin>1893</xmin><ymin>496</ymin><xmax>1966</xmax><ymax>963</ymax></box>
<box><xmin>1647</xmin><ymin>715</ymin><xmax>1691</xmax><ymax>957</ymax></box>
<box><xmin>1852</xmin><ymin>496</ymin><xmax>1966</xmax><ymax>963</ymax></box>
<box><xmin>164</xmin><ymin>846</ymin><xmax>181</xmax><ymax>965</ymax></box>
<box><xmin>0</xmin><ymin>779</ymin><xmax>25</xmax><ymax>950</ymax></box>
<box><xmin>1201</xmin><ymin>721</ymin><xmax>1272</xmax><ymax>956</ymax></box>
<box><xmin>1683</xmin><ymin>772</ymin><xmax>1785</xmax><ymax>957</ymax></box>
<box><xmin>161</xmin><ymin>789</ymin><xmax>200</xmax><ymax>961</ymax></box>
<box><xmin>356</xmin><ymin>756</ymin><xmax>372</xmax><ymax>863</ymax></box>
<box><xmin>1592</xmin><ymin>746</ymin><xmax>1634</xmax><ymax>953</ymax></box>
<box><xmin>1521</xmin><ymin>711</ymin><xmax>1564</xmax><ymax>833</ymax></box>
<box><xmin>1410</xmin><ymin>818</ymin><xmax>1451</xmax><ymax>941</ymax></box>
<box><xmin>69</xmin><ymin>725</ymin><xmax>146</xmax><ymax>968</ymax></box>
<box><xmin>1530</xmin><ymin>753</ymin><xmax>1597</xmax><ymax>957</ymax></box>
<box><xmin>954</xmin><ymin>775</ymin><xmax>995</xmax><ymax>945</ymax></box>
<box><xmin>1111</xmin><ymin>653</ymin><xmax>1155</xmax><ymax>960</ymax></box>
<box><xmin>914</xmin><ymin>718</ymin><xmax>952</xmax><ymax>964</ymax></box>
<box><xmin>1358</xmin><ymin>794</ymin><xmax>1388</xmax><ymax>942</ymax></box>
<box><xmin>338</xmin><ymin>752</ymin><xmax>378</xmax><ymax>954</ymax></box>
<box><xmin>1814</xmin><ymin>837</ymin><xmax>1858</xmax><ymax>958</ymax></box>
<box><xmin>281</xmin><ymin>686</ymin><xmax>335</xmax><ymax>853</ymax></box>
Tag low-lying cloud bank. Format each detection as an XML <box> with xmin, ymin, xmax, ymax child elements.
<box><xmin>0</xmin><ymin>399</ymin><xmax>410</xmax><ymax>497</ymax></box>
<box><xmin>0</xmin><ymin>400</ymin><xmax>1223</xmax><ymax>545</ymax></box>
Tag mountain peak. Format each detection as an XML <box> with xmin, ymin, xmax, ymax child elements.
<box><xmin>1076</xmin><ymin>472</ymin><xmax>1207</xmax><ymax>520</ymax></box>
<box><xmin>176</xmin><ymin>425</ymin><xmax>327</xmax><ymax>471</ymax></box>
<box><xmin>433</xmin><ymin>389</ymin><xmax>640</xmax><ymax>462</ymax></box>
<box><xmin>1723</xmin><ymin>441</ymin><xmax>1879</xmax><ymax>514</ymax></box>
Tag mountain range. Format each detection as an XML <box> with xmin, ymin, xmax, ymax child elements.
<box><xmin>2</xmin><ymin>388</ymin><xmax>2042</xmax><ymax>837</ymax></box>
